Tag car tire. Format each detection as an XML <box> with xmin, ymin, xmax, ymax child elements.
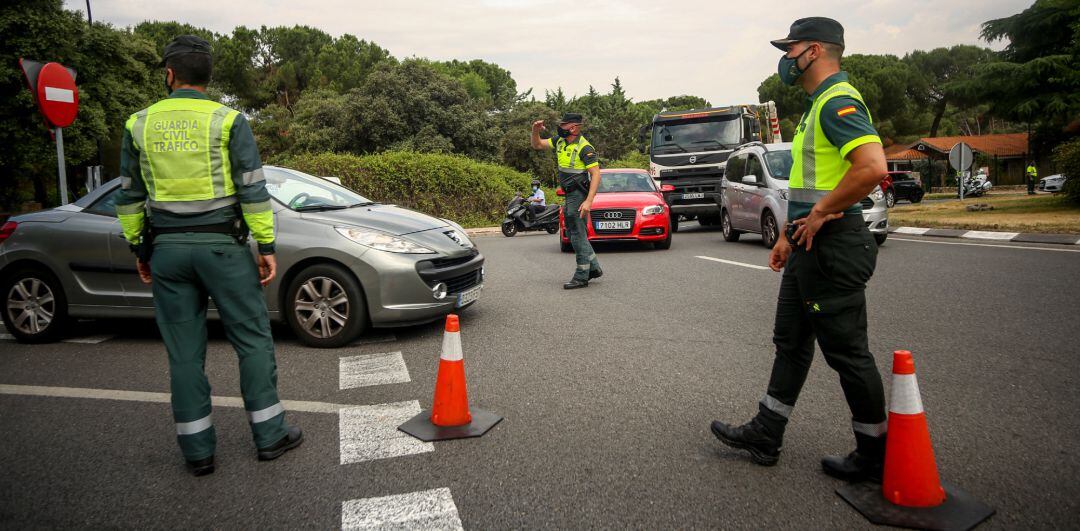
<box><xmin>875</xmin><ymin>233</ymin><xmax>888</xmax><ymax>246</ymax></box>
<box><xmin>560</xmin><ymin>240</ymin><xmax>573</xmax><ymax>252</ymax></box>
<box><xmin>885</xmin><ymin>189</ymin><xmax>896</xmax><ymax>208</ymax></box>
<box><xmin>1</xmin><ymin>267</ymin><xmax>70</xmax><ymax>344</ymax></box>
<box><xmin>761</xmin><ymin>211</ymin><xmax>779</xmax><ymax>249</ymax></box>
<box><xmin>721</xmin><ymin>209</ymin><xmax>741</xmax><ymax>242</ymax></box>
<box><xmin>911</xmin><ymin>191</ymin><xmax>924</xmax><ymax>204</ymax></box>
<box><xmin>501</xmin><ymin>222</ymin><xmax>517</xmax><ymax>237</ymax></box>
<box><xmin>545</xmin><ymin>225</ymin><xmax>558</xmax><ymax>235</ymax></box>
<box><xmin>655</xmin><ymin>231</ymin><xmax>672</xmax><ymax>250</ymax></box>
<box><xmin>285</xmin><ymin>263</ymin><xmax>367</xmax><ymax>348</ymax></box>
<box><xmin>671</xmin><ymin>215</ymin><xmax>679</xmax><ymax>233</ymax></box>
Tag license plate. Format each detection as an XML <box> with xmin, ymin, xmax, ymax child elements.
<box><xmin>682</xmin><ymin>192</ymin><xmax>705</xmax><ymax>200</ymax></box>
<box><xmin>596</xmin><ymin>220</ymin><xmax>632</xmax><ymax>230</ymax></box>
<box><xmin>456</xmin><ymin>284</ymin><xmax>482</xmax><ymax>308</ymax></box>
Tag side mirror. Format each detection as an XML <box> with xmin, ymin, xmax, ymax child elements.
<box><xmin>556</xmin><ymin>187</ymin><xmax>565</xmax><ymax>196</ymax></box>
<box><xmin>660</xmin><ymin>184</ymin><xmax>675</xmax><ymax>192</ymax></box>
<box><xmin>741</xmin><ymin>175</ymin><xmax>758</xmax><ymax>185</ymax></box>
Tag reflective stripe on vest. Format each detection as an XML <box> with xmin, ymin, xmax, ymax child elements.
<box><xmin>789</xmin><ymin>82</ymin><xmax>872</xmax><ymax>196</ymax></box>
<box><xmin>127</xmin><ymin>98</ymin><xmax>240</xmax><ymax>210</ymax></box>
<box><xmin>555</xmin><ymin>135</ymin><xmax>594</xmax><ymax>174</ymax></box>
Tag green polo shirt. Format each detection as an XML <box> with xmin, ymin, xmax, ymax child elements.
<box><xmin>788</xmin><ymin>72</ymin><xmax>881</xmax><ymax>221</ymax></box>
<box><xmin>116</xmin><ymin>89</ymin><xmax>275</xmax><ymax>253</ymax></box>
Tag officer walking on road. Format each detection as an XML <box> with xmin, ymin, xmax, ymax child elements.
<box><xmin>531</xmin><ymin>113</ymin><xmax>603</xmax><ymax>289</ymax></box>
<box><xmin>116</xmin><ymin>36</ymin><xmax>302</xmax><ymax>476</ymax></box>
<box><xmin>1026</xmin><ymin>162</ymin><xmax>1038</xmax><ymax>194</ymax></box>
<box><xmin>710</xmin><ymin>18</ymin><xmax>890</xmax><ymax>482</ymax></box>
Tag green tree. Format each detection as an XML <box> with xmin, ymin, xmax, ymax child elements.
<box><xmin>904</xmin><ymin>46</ymin><xmax>997</xmax><ymax>137</ymax></box>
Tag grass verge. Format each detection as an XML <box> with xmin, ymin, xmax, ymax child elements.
<box><xmin>889</xmin><ymin>193</ymin><xmax>1080</xmax><ymax>234</ymax></box>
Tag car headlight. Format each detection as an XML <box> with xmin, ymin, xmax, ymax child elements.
<box><xmin>871</xmin><ymin>189</ymin><xmax>884</xmax><ymax>201</ymax></box>
<box><xmin>335</xmin><ymin>226</ymin><xmax>435</xmax><ymax>254</ymax></box>
<box><xmin>642</xmin><ymin>204</ymin><xmax>664</xmax><ymax>216</ymax></box>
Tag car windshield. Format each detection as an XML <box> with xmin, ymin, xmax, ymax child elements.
<box><xmin>763</xmin><ymin>150</ymin><xmax>793</xmax><ymax>180</ymax></box>
<box><xmin>597</xmin><ymin>172</ymin><xmax>657</xmax><ymax>193</ymax></box>
<box><xmin>652</xmin><ymin>115</ymin><xmax>741</xmax><ymax>155</ymax></box>
<box><xmin>264</xmin><ymin>167</ymin><xmax>374</xmax><ymax>211</ymax></box>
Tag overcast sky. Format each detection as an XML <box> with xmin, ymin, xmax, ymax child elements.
<box><xmin>65</xmin><ymin>0</ymin><xmax>1029</xmax><ymax>105</ymax></box>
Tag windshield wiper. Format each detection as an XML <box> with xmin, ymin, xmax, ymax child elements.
<box><xmin>293</xmin><ymin>204</ymin><xmax>349</xmax><ymax>212</ymax></box>
<box><xmin>691</xmin><ymin>139</ymin><xmax>729</xmax><ymax>149</ymax></box>
<box><xmin>348</xmin><ymin>201</ymin><xmax>377</xmax><ymax>208</ymax></box>
<box><xmin>654</xmin><ymin>142</ymin><xmax>688</xmax><ymax>153</ymax></box>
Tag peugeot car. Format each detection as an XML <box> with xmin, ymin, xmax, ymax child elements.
<box><xmin>0</xmin><ymin>166</ymin><xmax>484</xmax><ymax>348</ymax></box>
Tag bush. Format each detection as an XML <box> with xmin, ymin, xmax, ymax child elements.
<box><xmin>276</xmin><ymin>151</ymin><xmax>540</xmax><ymax>227</ymax></box>
<box><xmin>605</xmin><ymin>150</ymin><xmax>649</xmax><ymax>170</ymax></box>
<box><xmin>1052</xmin><ymin>137</ymin><xmax>1080</xmax><ymax>206</ymax></box>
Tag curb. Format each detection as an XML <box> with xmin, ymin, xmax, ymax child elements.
<box><xmin>465</xmin><ymin>227</ymin><xmax>503</xmax><ymax>237</ymax></box>
<box><xmin>889</xmin><ymin>226</ymin><xmax>1080</xmax><ymax>245</ymax></box>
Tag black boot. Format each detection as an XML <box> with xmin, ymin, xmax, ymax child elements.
<box><xmin>258</xmin><ymin>426</ymin><xmax>304</xmax><ymax>461</ymax></box>
<box><xmin>710</xmin><ymin>418</ymin><xmax>782</xmax><ymax>466</ymax></box>
<box><xmin>822</xmin><ymin>432</ymin><xmax>885</xmax><ymax>482</ymax></box>
<box><xmin>588</xmin><ymin>268</ymin><xmax>603</xmax><ymax>280</ymax></box>
<box><xmin>563</xmin><ymin>279</ymin><xmax>589</xmax><ymax>289</ymax></box>
<box><xmin>186</xmin><ymin>455</ymin><xmax>215</xmax><ymax>476</ymax></box>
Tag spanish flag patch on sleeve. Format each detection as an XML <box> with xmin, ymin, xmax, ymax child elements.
<box><xmin>836</xmin><ymin>105</ymin><xmax>858</xmax><ymax>117</ymax></box>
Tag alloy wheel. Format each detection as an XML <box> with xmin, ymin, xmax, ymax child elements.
<box><xmin>6</xmin><ymin>277</ymin><xmax>56</xmax><ymax>335</ymax></box>
<box><xmin>293</xmin><ymin>276</ymin><xmax>350</xmax><ymax>339</ymax></box>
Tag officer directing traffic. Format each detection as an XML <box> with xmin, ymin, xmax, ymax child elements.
<box><xmin>116</xmin><ymin>36</ymin><xmax>302</xmax><ymax>476</ymax></box>
<box><xmin>530</xmin><ymin>113</ymin><xmax>603</xmax><ymax>289</ymax></box>
<box><xmin>1026</xmin><ymin>162</ymin><xmax>1038</xmax><ymax>195</ymax></box>
<box><xmin>711</xmin><ymin>18</ymin><xmax>890</xmax><ymax>483</ymax></box>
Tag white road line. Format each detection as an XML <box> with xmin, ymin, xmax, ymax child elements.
<box><xmin>353</xmin><ymin>334</ymin><xmax>397</xmax><ymax>346</ymax></box>
<box><xmin>962</xmin><ymin>230</ymin><xmax>1020</xmax><ymax>241</ymax></box>
<box><xmin>340</xmin><ymin>352</ymin><xmax>411</xmax><ymax>389</ymax></box>
<box><xmin>890</xmin><ymin>237</ymin><xmax>1080</xmax><ymax>253</ymax></box>
<box><xmin>342</xmin><ymin>488</ymin><xmax>462</xmax><ymax>530</ymax></box>
<box><xmin>893</xmin><ymin>227</ymin><xmax>931</xmax><ymax>235</ymax></box>
<box><xmin>0</xmin><ymin>384</ymin><xmax>353</xmax><ymax>414</ymax></box>
<box><xmin>695</xmin><ymin>255</ymin><xmax>771</xmax><ymax>270</ymax></box>
<box><xmin>0</xmin><ymin>333</ymin><xmax>13</xmax><ymax>340</ymax></box>
<box><xmin>340</xmin><ymin>401</ymin><xmax>433</xmax><ymax>464</ymax></box>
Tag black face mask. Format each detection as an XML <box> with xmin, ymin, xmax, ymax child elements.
<box><xmin>557</xmin><ymin>126</ymin><xmax>574</xmax><ymax>139</ymax></box>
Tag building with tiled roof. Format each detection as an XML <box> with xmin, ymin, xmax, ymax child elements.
<box><xmin>885</xmin><ymin>133</ymin><xmax>1033</xmax><ymax>186</ymax></box>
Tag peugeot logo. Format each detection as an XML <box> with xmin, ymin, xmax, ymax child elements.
<box><xmin>603</xmin><ymin>212</ymin><xmax>623</xmax><ymax>219</ymax></box>
<box><xmin>444</xmin><ymin>230</ymin><xmax>464</xmax><ymax>245</ymax></box>
<box><xmin>689</xmin><ymin>155</ymin><xmax>697</xmax><ymax>164</ymax></box>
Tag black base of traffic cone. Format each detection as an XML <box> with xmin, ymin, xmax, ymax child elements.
<box><xmin>837</xmin><ymin>481</ymin><xmax>995</xmax><ymax>531</ymax></box>
<box><xmin>397</xmin><ymin>407</ymin><xmax>502</xmax><ymax>442</ymax></box>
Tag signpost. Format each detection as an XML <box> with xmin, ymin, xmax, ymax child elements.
<box><xmin>19</xmin><ymin>59</ymin><xmax>79</xmax><ymax>205</ymax></box>
<box><xmin>949</xmin><ymin>142</ymin><xmax>974</xmax><ymax>200</ymax></box>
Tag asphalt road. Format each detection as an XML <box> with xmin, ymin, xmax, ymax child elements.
<box><xmin>2</xmin><ymin>224</ymin><xmax>1079</xmax><ymax>529</ymax></box>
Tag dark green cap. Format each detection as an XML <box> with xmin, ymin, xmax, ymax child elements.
<box><xmin>160</xmin><ymin>35</ymin><xmax>212</xmax><ymax>66</ymax></box>
<box><xmin>771</xmin><ymin>17</ymin><xmax>844</xmax><ymax>51</ymax></box>
<box><xmin>559</xmin><ymin>112</ymin><xmax>583</xmax><ymax>124</ymax></box>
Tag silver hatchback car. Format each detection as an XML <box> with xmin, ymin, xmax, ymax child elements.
<box><xmin>0</xmin><ymin>166</ymin><xmax>484</xmax><ymax>347</ymax></box>
<box><xmin>720</xmin><ymin>142</ymin><xmax>889</xmax><ymax>247</ymax></box>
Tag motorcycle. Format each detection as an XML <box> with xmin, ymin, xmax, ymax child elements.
<box><xmin>501</xmin><ymin>193</ymin><xmax>560</xmax><ymax>237</ymax></box>
<box><xmin>958</xmin><ymin>170</ymin><xmax>992</xmax><ymax>198</ymax></box>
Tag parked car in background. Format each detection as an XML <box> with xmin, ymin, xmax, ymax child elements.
<box><xmin>886</xmin><ymin>170</ymin><xmax>924</xmax><ymax>204</ymax></box>
<box><xmin>721</xmin><ymin>142</ymin><xmax>890</xmax><ymax>247</ymax></box>
<box><xmin>0</xmin><ymin>166</ymin><xmax>484</xmax><ymax>347</ymax></box>
<box><xmin>558</xmin><ymin>168</ymin><xmax>673</xmax><ymax>251</ymax></box>
<box><xmin>1039</xmin><ymin>174</ymin><xmax>1067</xmax><ymax>193</ymax></box>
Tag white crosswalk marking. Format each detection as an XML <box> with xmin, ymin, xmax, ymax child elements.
<box><xmin>340</xmin><ymin>352</ymin><xmax>410</xmax><ymax>389</ymax></box>
<box><xmin>341</xmin><ymin>488</ymin><xmax>463</xmax><ymax>530</ymax></box>
<box><xmin>339</xmin><ymin>401</ymin><xmax>433</xmax><ymax>464</ymax></box>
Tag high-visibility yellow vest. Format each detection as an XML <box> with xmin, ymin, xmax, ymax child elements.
<box><xmin>125</xmin><ymin>98</ymin><xmax>241</xmax><ymax>212</ymax></box>
<box><xmin>1027</xmin><ymin>165</ymin><xmax>1037</xmax><ymax>177</ymax></box>
<box><xmin>553</xmin><ymin>135</ymin><xmax>595</xmax><ymax>174</ymax></box>
<box><xmin>789</xmin><ymin>81</ymin><xmax>874</xmax><ymax>205</ymax></box>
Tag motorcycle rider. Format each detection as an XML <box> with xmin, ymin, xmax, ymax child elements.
<box><xmin>526</xmin><ymin>179</ymin><xmax>546</xmax><ymax>221</ymax></box>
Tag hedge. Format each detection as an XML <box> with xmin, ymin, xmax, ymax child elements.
<box><xmin>276</xmin><ymin>151</ymin><xmax>557</xmax><ymax>227</ymax></box>
<box><xmin>1052</xmin><ymin>137</ymin><xmax>1080</xmax><ymax>206</ymax></box>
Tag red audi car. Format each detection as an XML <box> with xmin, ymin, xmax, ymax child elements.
<box><xmin>558</xmin><ymin>168</ymin><xmax>674</xmax><ymax>251</ymax></box>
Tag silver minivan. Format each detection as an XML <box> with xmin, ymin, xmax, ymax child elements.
<box><xmin>720</xmin><ymin>142</ymin><xmax>889</xmax><ymax>247</ymax></box>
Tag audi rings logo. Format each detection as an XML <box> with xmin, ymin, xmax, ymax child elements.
<box><xmin>689</xmin><ymin>155</ymin><xmax>697</xmax><ymax>164</ymax></box>
<box><xmin>603</xmin><ymin>212</ymin><xmax>623</xmax><ymax>219</ymax></box>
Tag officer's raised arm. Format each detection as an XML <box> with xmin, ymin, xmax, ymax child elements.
<box><xmin>531</xmin><ymin>120</ymin><xmax>552</xmax><ymax>150</ymax></box>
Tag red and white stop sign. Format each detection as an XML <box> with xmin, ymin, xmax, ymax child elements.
<box><xmin>36</xmin><ymin>62</ymin><xmax>79</xmax><ymax>128</ymax></box>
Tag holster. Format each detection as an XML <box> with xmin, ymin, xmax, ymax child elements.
<box><xmin>560</xmin><ymin>173</ymin><xmax>591</xmax><ymax>195</ymax></box>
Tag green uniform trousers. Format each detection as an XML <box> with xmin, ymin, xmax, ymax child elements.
<box><xmin>756</xmin><ymin>215</ymin><xmax>887</xmax><ymax>449</ymax></box>
<box><xmin>563</xmin><ymin>187</ymin><xmax>602</xmax><ymax>282</ymax></box>
<box><xmin>150</xmin><ymin>232</ymin><xmax>287</xmax><ymax>460</ymax></box>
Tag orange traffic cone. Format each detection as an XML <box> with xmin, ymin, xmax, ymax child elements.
<box><xmin>837</xmin><ymin>350</ymin><xmax>994</xmax><ymax>530</ymax></box>
<box><xmin>882</xmin><ymin>350</ymin><xmax>946</xmax><ymax>507</ymax></box>
<box><xmin>398</xmin><ymin>314</ymin><xmax>502</xmax><ymax>442</ymax></box>
<box><xmin>430</xmin><ymin>315</ymin><xmax>471</xmax><ymax>427</ymax></box>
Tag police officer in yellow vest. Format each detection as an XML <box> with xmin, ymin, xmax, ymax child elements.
<box><xmin>711</xmin><ymin>18</ymin><xmax>890</xmax><ymax>483</ymax></box>
<box><xmin>1026</xmin><ymin>162</ymin><xmax>1038</xmax><ymax>194</ymax></box>
<box><xmin>531</xmin><ymin>113</ymin><xmax>603</xmax><ymax>289</ymax></box>
<box><xmin>116</xmin><ymin>36</ymin><xmax>302</xmax><ymax>476</ymax></box>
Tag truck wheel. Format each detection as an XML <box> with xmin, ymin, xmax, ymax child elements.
<box><xmin>1</xmin><ymin>267</ymin><xmax>70</xmax><ymax>344</ymax></box>
<box><xmin>721</xmin><ymin>209</ymin><xmax>741</xmax><ymax>242</ymax></box>
<box><xmin>761</xmin><ymin>211</ymin><xmax>779</xmax><ymax>249</ymax></box>
<box><xmin>285</xmin><ymin>263</ymin><xmax>367</xmax><ymax>348</ymax></box>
